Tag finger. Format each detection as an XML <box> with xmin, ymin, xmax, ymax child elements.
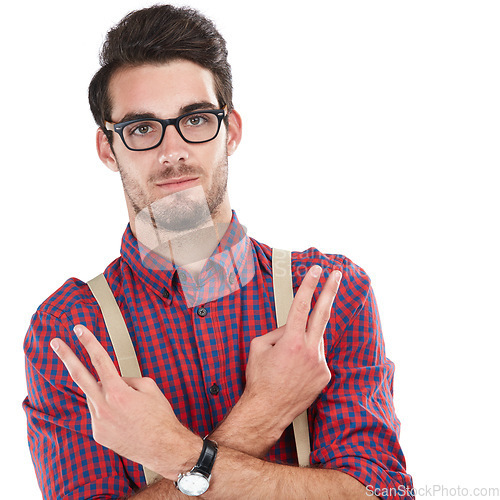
<box><xmin>73</xmin><ymin>324</ymin><xmax>122</xmax><ymax>390</ymax></box>
<box><xmin>306</xmin><ymin>270</ymin><xmax>342</xmax><ymax>344</ymax></box>
<box><xmin>50</xmin><ymin>337</ymin><xmax>102</xmax><ymax>403</ymax></box>
<box><xmin>284</xmin><ymin>265</ymin><xmax>323</xmax><ymax>337</ymax></box>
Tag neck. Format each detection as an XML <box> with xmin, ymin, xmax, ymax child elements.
<box><xmin>160</xmin><ymin>218</ymin><xmax>231</xmax><ymax>281</ymax></box>
<box><xmin>130</xmin><ymin>201</ymin><xmax>232</xmax><ymax>282</ymax></box>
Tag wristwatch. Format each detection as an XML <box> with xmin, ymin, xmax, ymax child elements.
<box><xmin>175</xmin><ymin>438</ymin><xmax>218</xmax><ymax>496</ymax></box>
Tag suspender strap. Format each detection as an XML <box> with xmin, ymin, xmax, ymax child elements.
<box><xmin>87</xmin><ymin>247</ymin><xmax>311</xmax><ymax>485</ymax></box>
<box><xmin>86</xmin><ymin>273</ymin><xmax>161</xmax><ymax>485</ymax></box>
<box><xmin>271</xmin><ymin>249</ymin><xmax>311</xmax><ymax>468</ymax></box>
<box><xmin>87</xmin><ymin>274</ymin><xmax>142</xmax><ymax>378</ymax></box>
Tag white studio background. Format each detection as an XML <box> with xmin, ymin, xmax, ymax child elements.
<box><xmin>2</xmin><ymin>1</ymin><xmax>499</xmax><ymax>498</ymax></box>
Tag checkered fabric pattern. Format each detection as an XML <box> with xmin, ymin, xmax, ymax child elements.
<box><xmin>23</xmin><ymin>211</ymin><xmax>413</xmax><ymax>499</ymax></box>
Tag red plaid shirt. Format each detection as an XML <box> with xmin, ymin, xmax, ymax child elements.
<box><xmin>23</xmin><ymin>211</ymin><xmax>413</xmax><ymax>499</ymax></box>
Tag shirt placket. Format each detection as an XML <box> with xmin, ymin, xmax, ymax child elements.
<box><xmin>191</xmin><ymin>299</ymin><xmax>228</xmax><ymax>428</ymax></box>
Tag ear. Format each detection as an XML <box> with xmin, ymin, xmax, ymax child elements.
<box><xmin>226</xmin><ymin>109</ymin><xmax>242</xmax><ymax>156</ymax></box>
<box><xmin>96</xmin><ymin>128</ymin><xmax>119</xmax><ymax>172</ymax></box>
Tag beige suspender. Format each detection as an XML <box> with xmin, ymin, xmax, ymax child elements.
<box><xmin>87</xmin><ymin>248</ymin><xmax>311</xmax><ymax>485</ymax></box>
<box><xmin>86</xmin><ymin>274</ymin><xmax>161</xmax><ymax>485</ymax></box>
<box><xmin>87</xmin><ymin>274</ymin><xmax>142</xmax><ymax>378</ymax></box>
<box><xmin>271</xmin><ymin>249</ymin><xmax>311</xmax><ymax>468</ymax></box>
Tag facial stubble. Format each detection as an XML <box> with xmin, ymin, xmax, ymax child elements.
<box><xmin>116</xmin><ymin>151</ymin><xmax>229</xmax><ymax>233</ymax></box>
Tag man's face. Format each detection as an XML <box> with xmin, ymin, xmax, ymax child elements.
<box><xmin>98</xmin><ymin>60</ymin><xmax>241</xmax><ymax>233</ymax></box>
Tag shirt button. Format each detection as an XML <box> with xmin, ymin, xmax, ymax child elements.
<box><xmin>228</xmin><ymin>272</ymin><xmax>235</xmax><ymax>284</ymax></box>
<box><xmin>209</xmin><ymin>383</ymin><xmax>220</xmax><ymax>395</ymax></box>
<box><xmin>197</xmin><ymin>306</ymin><xmax>207</xmax><ymax>317</ymax></box>
<box><xmin>161</xmin><ymin>287</ymin><xmax>170</xmax><ymax>299</ymax></box>
<box><xmin>178</xmin><ymin>271</ymin><xmax>187</xmax><ymax>283</ymax></box>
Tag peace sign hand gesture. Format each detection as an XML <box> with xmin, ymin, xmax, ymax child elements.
<box><xmin>50</xmin><ymin>325</ymin><xmax>202</xmax><ymax>481</ymax></box>
<box><xmin>211</xmin><ymin>265</ymin><xmax>342</xmax><ymax>457</ymax></box>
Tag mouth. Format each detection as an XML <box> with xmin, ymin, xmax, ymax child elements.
<box><xmin>155</xmin><ymin>176</ymin><xmax>200</xmax><ymax>194</ymax></box>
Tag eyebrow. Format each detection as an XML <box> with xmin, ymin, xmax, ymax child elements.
<box><xmin>117</xmin><ymin>101</ymin><xmax>220</xmax><ymax>124</ymax></box>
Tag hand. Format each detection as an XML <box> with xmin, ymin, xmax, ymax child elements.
<box><xmin>50</xmin><ymin>325</ymin><xmax>202</xmax><ymax>481</ymax></box>
<box><xmin>230</xmin><ymin>265</ymin><xmax>342</xmax><ymax>449</ymax></box>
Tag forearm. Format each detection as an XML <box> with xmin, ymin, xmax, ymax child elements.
<box><xmin>210</xmin><ymin>445</ymin><xmax>367</xmax><ymax>500</ymax></box>
<box><xmin>128</xmin><ymin>445</ymin><xmax>367</xmax><ymax>499</ymax></box>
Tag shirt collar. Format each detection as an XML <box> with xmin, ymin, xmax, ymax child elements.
<box><xmin>120</xmin><ymin>210</ymin><xmax>256</xmax><ymax>305</ymax></box>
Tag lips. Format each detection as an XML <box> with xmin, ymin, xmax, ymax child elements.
<box><xmin>155</xmin><ymin>177</ymin><xmax>200</xmax><ymax>194</ymax></box>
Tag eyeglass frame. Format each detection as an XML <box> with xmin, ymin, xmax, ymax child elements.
<box><xmin>104</xmin><ymin>106</ymin><xmax>228</xmax><ymax>151</ymax></box>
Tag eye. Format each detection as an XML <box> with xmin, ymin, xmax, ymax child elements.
<box><xmin>180</xmin><ymin>111</ymin><xmax>217</xmax><ymax>129</ymax></box>
<box><xmin>131</xmin><ymin>123</ymin><xmax>154</xmax><ymax>135</ymax></box>
<box><xmin>124</xmin><ymin>120</ymin><xmax>160</xmax><ymax>137</ymax></box>
<box><xmin>188</xmin><ymin>115</ymin><xmax>207</xmax><ymax>126</ymax></box>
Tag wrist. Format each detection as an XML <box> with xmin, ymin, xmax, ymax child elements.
<box><xmin>158</xmin><ymin>433</ymin><xmax>203</xmax><ymax>481</ymax></box>
<box><xmin>211</xmin><ymin>392</ymin><xmax>287</xmax><ymax>457</ymax></box>
<box><xmin>239</xmin><ymin>390</ymin><xmax>291</xmax><ymax>437</ymax></box>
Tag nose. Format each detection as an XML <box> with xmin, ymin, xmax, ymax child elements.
<box><xmin>157</xmin><ymin>123</ymin><xmax>189</xmax><ymax>164</ymax></box>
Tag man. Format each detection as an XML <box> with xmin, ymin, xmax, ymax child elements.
<box><xmin>23</xmin><ymin>5</ymin><xmax>413</xmax><ymax>499</ymax></box>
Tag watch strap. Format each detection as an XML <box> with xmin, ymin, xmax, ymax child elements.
<box><xmin>193</xmin><ymin>438</ymin><xmax>218</xmax><ymax>477</ymax></box>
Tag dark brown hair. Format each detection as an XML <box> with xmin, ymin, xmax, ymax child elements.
<box><xmin>88</xmin><ymin>5</ymin><xmax>233</xmax><ymax>141</ymax></box>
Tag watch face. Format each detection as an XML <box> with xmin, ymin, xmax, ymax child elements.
<box><xmin>177</xmin><ymin>472</ymin><xmax>210</xmax><ymax>496</ymax></box>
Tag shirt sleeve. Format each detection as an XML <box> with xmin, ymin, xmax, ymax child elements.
<box><xmin>23</xmin><ymin>308</ymin><xmax>142</xmax><ymax>500</ymax></box>
<box><xmin>310</xmin><ymin>261</ymin><xmax>414</xmax><ymax>499</ymax></box>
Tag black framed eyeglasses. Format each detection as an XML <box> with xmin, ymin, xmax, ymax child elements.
<box><xmin>105</xmin><ymin>107</ymin><xmax>227</xmax><ymax>151</ymax></box>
